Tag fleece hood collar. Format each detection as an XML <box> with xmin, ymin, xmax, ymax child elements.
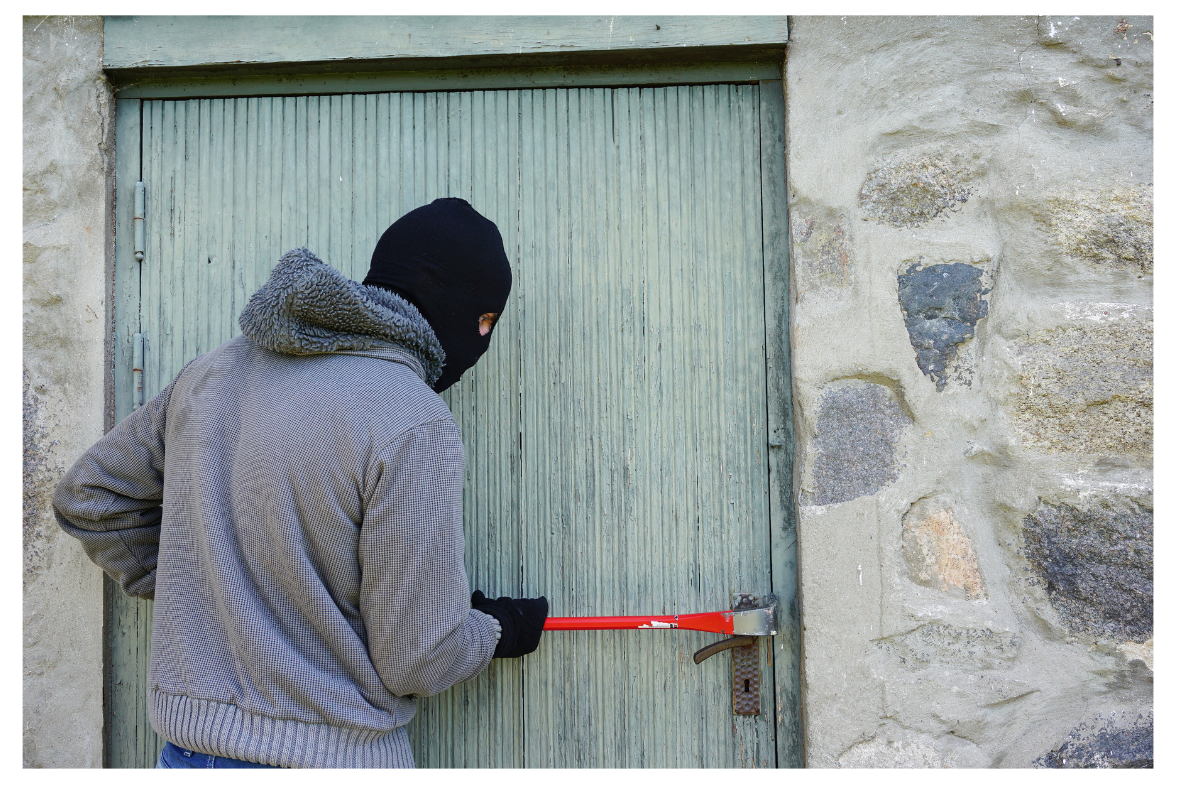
<box><xmin>238</xmin><ymin>248</ymin><xmax>445</xmax><ymax>387</ymax></box>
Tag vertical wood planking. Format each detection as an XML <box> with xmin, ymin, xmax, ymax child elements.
<box><xmin>405</xmin><ymin>89</ymin><xmax>524</xmax><ymax>769</ymax></box>
<box><xmin>107</xmin><ymin>98</ymin><xmax>156</xmax><ymax>769</ymax></box>
<box><xmin>119</xmin><ymin>82</ymin><xmax>791</xmax><ymax>768</ymax></box>
<box><xmin>757</xmin><ymin>79</ymin><xmax>803</xmax><ymax>768</ymax></box>
<box><xmin>111</xmin><ymin>98</ymin><xmax>142</xmax><ymax>446</ymax></box>
<box><xmin>512</xmin><ymin>84</ymin><xmax>772</xmax><ymax>767</ymax></box>
<box><xmin>134</xmin><ymin>97</ymin><xmax>165</xmax><ymax>768</ymax></box>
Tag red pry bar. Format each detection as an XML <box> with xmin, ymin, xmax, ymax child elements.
<box><xmin>543</xmin><ymin>611</ymin><xmax>736</xmax><ymax>635</ymax></box>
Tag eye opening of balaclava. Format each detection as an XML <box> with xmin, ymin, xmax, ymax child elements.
<box><xmin>363</xmin><ymin>198</ymin><xmax>513</xmax><ymax>393</ymax></box>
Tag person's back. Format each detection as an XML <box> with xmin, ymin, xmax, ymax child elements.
<box><xmin>53</xmin><ymin>200</ymin><xmax>548</xmax><ymax>768</ymax></box>
<box><xmin>152</xmin><ymin>342</ymin><xmax>480</xmax><ymax>766</ymax></box>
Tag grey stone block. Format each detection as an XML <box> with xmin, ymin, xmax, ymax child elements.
<box><xmin>897</xmin><ymin>262</ymin><xmax>990</xmax><ymax>391</ymax></box>
<box><xmin>809</xmin><ymin>380</ymin><xmax>911</xmax><ymax>506</ymax></box>
<box><xmin>1036</xmin><ymin>712</ymin><xmax>1153</xmax><ymax>768</ymax></box>
<box><xmin>859</xmin><ymin>154</ymin><xmax>973</xmax><ymax>228</ymax></box>
<box><xmin>1022</xmin><ymin>499</ymin><xmax>1153</xmax><ymax>643</ymax></box>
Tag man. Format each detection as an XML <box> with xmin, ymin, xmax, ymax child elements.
<box><xmin>53</xmin><ymin>198</ymin><xmax>547</xmax><ymax>768</ymax></box>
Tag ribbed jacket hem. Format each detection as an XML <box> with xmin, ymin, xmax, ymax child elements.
<box><xmin>150</xmin><ymin>690</ymin><xmax>415</xmax><ymax>768</ymax></box>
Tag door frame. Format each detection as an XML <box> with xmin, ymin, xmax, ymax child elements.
<box><xmin>104</xmin><ymin>15</ymin><xmax>799</xmax><ymax>768</ymax></box>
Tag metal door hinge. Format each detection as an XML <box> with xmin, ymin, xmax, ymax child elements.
<box><xmin>133</xmin><ymin>332</ymin><xmax>144</xmax><ymax>409</ymax></box>
<box><xmin>134</xmin><ymin>181</ymin><xmax>145</xmax><ymax>262</ymax></box>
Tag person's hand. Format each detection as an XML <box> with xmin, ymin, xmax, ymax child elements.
<box><xmin>471</xmin><ymin>590</ymin><xmax>548</xmax><ymax>658</ymax></box>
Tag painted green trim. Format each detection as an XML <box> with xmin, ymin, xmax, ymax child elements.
<box><xmin>104</xmin><ymin>15</ymin><xmax>788</xmax><ymax>72</ymax></box>
<box><xmin>113</xmin><ymin>98</ymin><xmax>140</xmax><ymax>429</ymax></box>
<box><xmin>107</xmin><ymin>99</ymin><xmax>164</xmax><ymax>770</ymax></box>
<box><xmin>757</xmin><ymin>79</ymin><xmax>803</xmax><ymax>768</ymax></box>
<box><xmin>114</xmin><ymin>60</ymin><xmax>783</xmax><ymax>100</ymax></box>
<box><xmin>108</xmin><ymin>79</ymin><xmax>800</xmax><ymax>768</ymax></box>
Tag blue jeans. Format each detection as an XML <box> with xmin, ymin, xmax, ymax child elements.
<box><xmin>155</xmin><ymin>741</ymin><xmax>279</xmax><ymax>769</ymax></box>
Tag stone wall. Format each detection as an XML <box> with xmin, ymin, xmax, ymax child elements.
<box><xmin>22</xmin><ymin>14</ymin><xmax>1153</xmax><ymax>769</ymax></box>
<box><xmin>787</xmin><ymin>16</ymin><xmax>1153</xmax><ymax>767</ymax></box>
<box><xmin>23</xmin><ymin>15</ymin><xmax>111</xmax><ymax>767</ymax></box>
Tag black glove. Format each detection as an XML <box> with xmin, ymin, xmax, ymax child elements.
<box><xmin>471</xmin><ymin>590</ymin><xmax>548</xmax><ymax>658</ymax></box>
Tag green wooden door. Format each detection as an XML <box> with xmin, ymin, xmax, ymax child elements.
<box><xmin>110</xmin><ymin>81</ymin><xmax>798</xmax><ymax>768</ymax></box>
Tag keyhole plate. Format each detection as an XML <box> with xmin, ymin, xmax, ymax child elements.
<box><xmin>731</xmin><ymin>638</ymin><xmax>761</xmax><ymax>715</ymax></box>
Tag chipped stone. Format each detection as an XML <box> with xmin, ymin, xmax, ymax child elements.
<box><xmin>808</xmin><ymin>380</ymin><xmax>911</xmax><ymax>506</ymax></box>
<box><xmin>902</xmin><ymin>500</ymin><xmax>985</xmax><ymax>599</ymax></box>
<box><xmin>1036</xmin><ymin>712</ymin><xmax>1153</xmax><ymax>768</ymax></box>
<box><xmin>793</xmin><ymin>213</ymin><xmax>852</xmax><ymax>292</ymax></box>
<box><xmin>1118</xmin><ymin>638</ymin><xmax>1153</xmax><ymax>671</ymax></box>
<box><xmin>897</xmin><ymin>262</ymin><xmax>990</xmax><ymax>390</ymax></box>
<box><xmin>1008</xmin><ymin>320</ymin><xmax>1152</xmax><ymax>456</ymax></box>
<box><xmin>859</xmin><ymin>154</ymin><xmax>973</xmax><ymax>228</ymax></box>
<box><xmin>839</xmin><ymin>736</ymin><xmax>942</xmax><ymax>768</ymax></box>
<box><xmin>1022</xmin><ymin>498</ymin><xmax>1153</xmax><ymax>643</ymax></box>
<box><xmin>876</xmin><ymin>624</ymin><xmax>1020</xmax><ymax>672</ymax></box>
<box><xmin>1044</xmin><ymin>185</ymin><xmax>1153</xmax><ymax>275</ymax></box>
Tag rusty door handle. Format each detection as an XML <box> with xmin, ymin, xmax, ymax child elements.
<box><xmin>692</xmin><ymin>635</ymin><xmax>758</xmax><ymax>664</ymax></box>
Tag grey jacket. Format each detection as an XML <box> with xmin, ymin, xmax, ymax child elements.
<box><xmin>52</xmin><ymin>248</ymin><xmax>500</xmax><ymax>768</ymax></box>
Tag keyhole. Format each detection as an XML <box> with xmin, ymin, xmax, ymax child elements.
<box><xmin>743</xmin><ymin>679</ymin><xmax>751</xmax><ymax>693</ymax></box>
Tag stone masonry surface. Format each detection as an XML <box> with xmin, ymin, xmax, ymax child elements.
<box><xmin>1007</xmin><ymin>319</ymin><xmax>1152</xmax><ymax>458</ymax></box>
<box><xmin>1021</xmin><ymin>499</ymin><xmax>1153</xmax><ymax>643</ymax></box>
<box><xmin>23</xmin><ymin>15</ymin><xmax>110</xmax><ymax>767</ymax></box>
<box><xmin>789</xmin><ymin>16</ymin><xmax>1152</xmax><ymax>767</ymax></box>
<box><xmin>1043</xmin><ymin>185</ymin><xmax>1153</xmax><ymax>276</ymax></box>
<box><xmin>897</xmin><ymin>262</ymin><xmax>990</xmax><ymax>391</ymax></box>
<box><xmin>858</xmin><ymin>154</ymin><xmax>973</xmax><ymax>228</ymax></box>
<box><xmin>807</xmin><ymin>379</ymin><xmax>911</xmax><ymax>506</ymax></box>
<box><xmin>901</xmin><ymin>500</ymin><xmax>985</xmax><ymax>600</ymax></box>
<box><xmin>1035</xmin><ymin>710</ymin><xmax>1153</xmax><ymax>768</ymax></box>
<box><xmin>23</xmin><ymin>14</ymin><xmax>1154</xmax><ymax>770</ymax></box>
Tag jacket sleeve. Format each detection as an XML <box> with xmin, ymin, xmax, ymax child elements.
<box><xmin>359</xmin><ymin>417</ymin><xmax>500</xmax><ymax>698</ymax></box>
<box><xmin>51</xmin><ymin>374</ymin><xmax>181</xmax><ymax>600</ymax></box>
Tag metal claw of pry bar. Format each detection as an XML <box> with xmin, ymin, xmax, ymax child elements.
<box><xmin>542</xmin><ymin>593</ymin><xmax>778</xmax><ymax>716</ymax></box>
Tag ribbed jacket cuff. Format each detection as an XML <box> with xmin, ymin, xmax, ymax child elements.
<box><xmin>150</xmin><ymin>690</ymin><xmax>414</xmax><ymax>768</ymax></box>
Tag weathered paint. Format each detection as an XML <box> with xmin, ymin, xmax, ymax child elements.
<box><xmin>757</xmin><ymin>77</ymin><xmax>802</xmax><ymax>767</ymax></box>
<box><xmin>114</xmin><ymin>81</ymin><xmax>792</xmax><ymax>768</ymax></box>
<box><xmin>114</xmin><ymin>61</ymin><xmax>783</xmax><ymax>101</ymax></box>
<box><xmin>106</xmin><ymin>94</ymin><xmax>159</xmax><ymax>769</ymax></box>
<box><xmin>104</xmin><ymin>16</ymin><xmax>788</xmax><ymax>72</ymax></box>
<box><xmin>513</xmin><ymin>84</ymin><xmax>775</xmax><ymax>768</ymax></box>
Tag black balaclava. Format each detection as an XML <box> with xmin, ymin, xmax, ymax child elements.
<box><xmin>363</xmin><ymin>198</ymin><xmax>512</xmax><ymax>393</ymax></box>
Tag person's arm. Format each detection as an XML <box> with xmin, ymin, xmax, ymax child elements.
<box><xmin>51</xmin><ymin>375</ymin><xmax>182</xmax><ymax>600</ymax></box>
<box><xmin>359</xmin><ymin>418</ymin><xmax>500</xmax><ymax>698</ymax></box>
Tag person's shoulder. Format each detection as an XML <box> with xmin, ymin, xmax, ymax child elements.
<box><xmin>369</xmin><ymin>389</ymin><xmax>461</xmax><ymax>465</ymax></box>
<box><xmin>176</xmin><ymin>335</ymin><xmax>255</xmax><ymax>372</ymax></box>
<box><xmin>178</xmin><ymin>337</ymin><xmax>456</xmax><ymax>440</ymax></box>
<box><xmin>329</xmin><ymin>354</ymin><xmax>456</xmax><ymax>437</ymax></box>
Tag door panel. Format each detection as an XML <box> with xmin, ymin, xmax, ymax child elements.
<box><xmin>112</xmin><ymin>83</ymin><xmax>791</xmax><ymax>768</ymax></box>
<box><xmin>513</xmin><ymin>85</ymin><xmax>773</xmax><ymax>767</ymax></box>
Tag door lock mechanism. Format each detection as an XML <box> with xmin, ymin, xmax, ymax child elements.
<box><xmin>692</xmin><ymin>593</ymin><xmax>773</xmax><ymax>716</ymax></box>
